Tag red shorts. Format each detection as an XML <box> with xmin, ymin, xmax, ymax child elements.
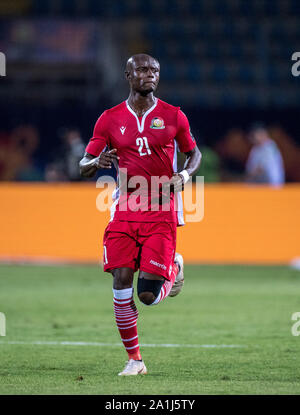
<box><xmin>103</xmin><ymin>220</ymin><xmax>177</xmax><ymax>280</ymax></box>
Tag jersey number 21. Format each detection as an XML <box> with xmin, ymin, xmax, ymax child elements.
<box><xmin>136</xmin><ymin>137</ymin><xmax>151</xmax><ymax>156</ymax></box>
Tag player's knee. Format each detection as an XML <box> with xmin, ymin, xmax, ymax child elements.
<box><xmin>112</xmin><ymin>268</ymin><xmax>134</xmax><ymax>290</ymax></box>
<box><xmin>138</xmin><ymin>291</ymin><xmax>156</xmax><ymax>305</ymax></box>
<box><xmin>137</xmin><ymin>278</ymin><xmax>164</xmax><ymax>306</ymax></box>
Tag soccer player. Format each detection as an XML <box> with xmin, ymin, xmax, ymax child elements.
<box><xmin>79</xmin><ymin>54</ymin><xmax>202</xmax><ymax>376</ymax></box>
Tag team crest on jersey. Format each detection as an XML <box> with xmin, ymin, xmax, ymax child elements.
<box><xmin>150</xmin><ymin>117</ymin><xmax>165</xmax><ymax>129</ymax></box>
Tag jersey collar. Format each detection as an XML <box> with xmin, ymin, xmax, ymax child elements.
<box><xmin>125</xmin><ymin>98</ymin><xmax>158</xmax><ymax>133</ymax></box>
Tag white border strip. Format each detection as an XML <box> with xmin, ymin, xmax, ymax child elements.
<box><xmin>0</xmin><ymin>340</ymin><xmax>246</xmax><ymax>349</ymax></box>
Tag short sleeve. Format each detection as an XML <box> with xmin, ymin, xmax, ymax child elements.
<box><xmin>85</xmin><ymin>112</ymin><xmax>109</xmax><ymax>156</ymax></box>
<box><xmin>175</xmin><ymin>110</ymin><xmax>197</xmax><ymax>153</ymax></box>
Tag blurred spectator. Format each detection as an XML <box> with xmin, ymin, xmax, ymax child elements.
<box><xmin>215</xmin><ymin>128</ymin><xmax>251</xmax><ymax>182</ymax></box>
<box><xmin>63</xmin><ymin>129</ymin><xmax>85</xmax><ymax>181</ymax></box>
<box><xmin>245</xmin><ymin>123</ymin><xmax>285</xmax><ymax>186</ymax></box>
<box><xmin>45</xmin><ymin>128</ymin><xmax>85</xmax><ymax>181</ymax></box>
<box><xmin>44</xmin><ymin>162</ymin><xmax>68</xmax><ymax>182</ymax></box>
<box><xmin>268</xmin><ymin>126</ymin><xmax>300</xmax><ymax>182</ymax></box>
<box><xmin>0</xmin><ymin>125</ymin><xmax>43</xmax><ymax>181</ymax></box>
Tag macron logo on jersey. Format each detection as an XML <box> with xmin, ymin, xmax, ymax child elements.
<box><xmin>150</xmin><ymin>259</ymin><xmax>167</xmax><ymax>271</ymax></box>
<box><xmin>120</xmin><ymin>126</ymin><xmax>126</xmax><ymax>135</ymax></box>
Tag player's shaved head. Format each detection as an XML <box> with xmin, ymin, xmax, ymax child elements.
<box><xmin>125</xmin><ymin>53</ymin><xmax>160</xmax><ymax>95</ymax></box>
<box><xmin>125</xmin><ymin>54</ymin><xmax>159</xmax><ymax>73</ymax></box>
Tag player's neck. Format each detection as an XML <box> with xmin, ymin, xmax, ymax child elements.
<box><xmin>127</xmin><ymin>91</ymin><xmax>156</xmax><ymax>117</ymax></box>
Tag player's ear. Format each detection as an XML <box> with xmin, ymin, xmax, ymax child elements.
<box><xmin>125</xmin><ymin>70</ymin><xmax>131</xmax><ymax>81</ymax></box>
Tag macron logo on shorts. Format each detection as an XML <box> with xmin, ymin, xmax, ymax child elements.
<box><xmin>150</xmin><ymin>259</ymin><xmax>167</xmax><ymax>271</ymax></box>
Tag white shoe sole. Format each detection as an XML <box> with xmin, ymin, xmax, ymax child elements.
<box><xmin>118</xmin><ymin>367</ymin><xmax>147</xmax><ymax>376</ymax></box>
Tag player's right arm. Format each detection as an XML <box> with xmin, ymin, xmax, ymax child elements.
<box><xmin>79</xmin><ymin>111</ymin><xmax>119</xmax><ymax>178</ymax></box>
<box><xmin>79</xmin><ymin>149</ymin><xmax>119</xmax><ymax>178</ymax></box>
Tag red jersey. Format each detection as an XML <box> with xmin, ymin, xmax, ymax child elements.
<box><xmin>85</xmin><ymin>98</ymin><xmax>196</xmax><ymax>225</ymax></box>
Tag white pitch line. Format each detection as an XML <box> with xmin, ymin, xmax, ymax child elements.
<box><xmin>0</xmin><ymin>340</ymin><xmax>246</xmax><ymax>348</ymax></box>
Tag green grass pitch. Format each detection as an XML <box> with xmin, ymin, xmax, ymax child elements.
<box><xmin>0</xmin><ymin>263</ymin><xmax>300</xmax><ymax>395</ymax></box>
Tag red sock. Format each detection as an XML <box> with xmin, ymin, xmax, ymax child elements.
<box><xmin>113</xmin><ymin>288</ymin><xmax>141</xmax><ymax>360</ymax></box>
<box><xmin>152</xmin><ymin>263</ymin><xmax>179</xmax><ymax>305</ymax></box>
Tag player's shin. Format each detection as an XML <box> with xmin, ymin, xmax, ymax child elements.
<box><xmin>113</xmin><ymin>287</ymin><xmax>142</xmax><ymax>361</ymax></box>
<box><xmin>150</xmin><ymin>263</ymin><xmax>179</xmax><ymax>305</ymax></box>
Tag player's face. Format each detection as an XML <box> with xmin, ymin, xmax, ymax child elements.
<box><xmin>129</xmin><ymin>58</ymin><xmax>160</xmax><ymax>94</ymax></box>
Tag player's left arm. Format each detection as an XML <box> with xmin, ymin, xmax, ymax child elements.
<box><xmin>182</xmin><ymin>145</ymin><xmax>202</xmax><ymax>177</ymax></box>
<box><xmin>170</xmin><ymin>110</ymin><xmax>202</xmax><ymax>192</ymax></box>
<box><xmin>170</xmin><ymin>146</ymin><xmax>202</xmax><ymax>192</ymax></box>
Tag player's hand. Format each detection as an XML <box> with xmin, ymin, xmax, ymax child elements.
<box><xmin>93</xmin><ymin>149</ymin><xmax>119</xmax><ymax>169</ymax></box>
<box><xmin>169</xmin><ymin>173</ymin><xmax>184</xmax><ymax>193</ymax></box>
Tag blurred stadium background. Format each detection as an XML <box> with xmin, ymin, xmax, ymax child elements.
<box><xmin>1</xmin><ymin>0</ymin><xmax>300</xmax><ymax>396</ymax></box>
<box><xmin>0</xmin><ymin>0</ymin><xmax>300</xmax><ymax>265</ymax></box>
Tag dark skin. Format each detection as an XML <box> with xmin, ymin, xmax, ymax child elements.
<box><xmin>79</xmin><ymin>54</ymin><xmax>202</xmax><ymax>305</ymax></box>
